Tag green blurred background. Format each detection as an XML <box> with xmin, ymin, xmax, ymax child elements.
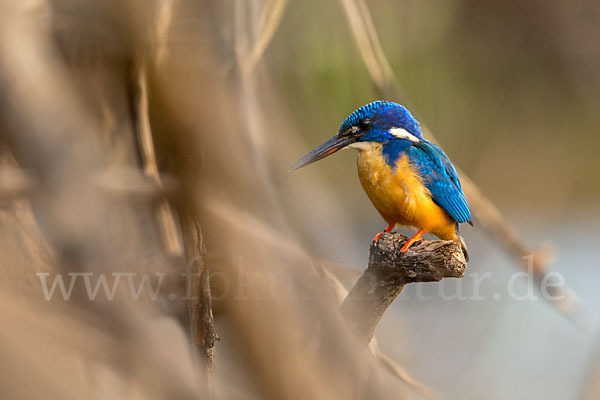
<box><xmin>269</xmin><ymin>0</ymin><xmax>600</xmax><ymax>211</ymax></box>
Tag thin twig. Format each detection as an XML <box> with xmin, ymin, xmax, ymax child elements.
<box><xmin>182</xmin><ymin>216</ymin><xmax>219</xmax><ymax>398</ymax></box>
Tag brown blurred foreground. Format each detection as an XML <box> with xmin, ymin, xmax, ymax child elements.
<box><xmin>0</xmin><ymin>1</ymin><xmax>416</xmax><ymax>398</ymax></box>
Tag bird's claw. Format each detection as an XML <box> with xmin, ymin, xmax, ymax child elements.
<box><xmin>399</xmin><ymin>239</ymin><xmax>421</xmax><ymax>254</ymax></box>
<box><xmin>373</xmin><ymin>231</ymin><xmax>385</xmax><ymax>243</ymax></box>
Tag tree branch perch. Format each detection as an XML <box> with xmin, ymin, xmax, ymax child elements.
<box><xmin>341</xmin><ymin>233</ymin><xmax>466</xmax><ymax>346</ymax></box>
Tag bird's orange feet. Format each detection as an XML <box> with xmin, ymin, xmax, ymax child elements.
<box><xmin>400</xmin><ymin>229</ymin><xmax>426</xmax><ymax>253</ymax></box>
<box><xmin>373</xmin><ymin>223</ymin><xmax>395</xmax><ymax>242</ymax></box>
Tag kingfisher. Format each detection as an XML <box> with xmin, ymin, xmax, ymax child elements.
<box><xmin>292</xmin><ymin>101</ymin><xmax>471</xmax><ymax>260</ymax></box>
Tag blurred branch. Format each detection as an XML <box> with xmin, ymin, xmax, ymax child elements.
<box><xmin>338</xmin><ymin>0</ymin><xmax>591</xmax><ymax>329</ymax></box>
<box><xmin>155</xmin><ymin>0</ymin><xmax>178</xmax><ymax>66</ymax></box>
<box><xmin>134</xmin><ymin>4</ymin><xmax>219</xmax><ymax>390</ymax></box>
<box><xmin>208</xmin><ymin>198</ymin><xmax>431</xmax><ymax>394</ymax></box>
<box><xmin>320</xmin><ymin>265</ymin><xmax>432</xmax><ymax>396</ymax></box>
<box><xmin>242</xmin><ymin>0</ymin><xmax>288</xmax><ymax>76</ymax></box>
<box><xmin>341</xmin><ymin>233</ymin><xmax>466</xmax><ymax>347</ymax></box>
<box><xmin>320</xmin><ymin>260</ymin><xmax>362</xmax><ymax>280</ymax></box>
<box><xmin>0</xmin><ymin>2</ymin><xmax>202</xmax><ymax>397</ymax></box>
<box><xmin>233</xmin><ymin>0</ymin><xmax>289</xmax><ymax>226</ymax></box>
<box><xmin>0</xmin><ymin>165</ymin><xmax>35</xmax><ymax>202</ymax></box>
<box><xmin>134</xmin><ymin>64</ymin><xmax>183</xmax><ymax>256</ymax></box>
<box><xmin>0</xmin><ymin>0</ymin><xmax>106</xmax><ymax>255</ymax></box>
<box><xmin>338</xmin><ymin>0</ymin><xmax>401</xmax><ymax>99</ymax></box>
<box><xmin>182</xmin><ymin>216</ymin><xmax>219</xmax><ymax>398</ymax></box>
<box><xmin>371</xmin><ymin>346</ymin><xmax>434</xmax><ymax>398</ymax></box>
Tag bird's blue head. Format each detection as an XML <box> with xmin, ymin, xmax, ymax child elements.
<box><xmin>292</xmin><ymin>101</ymin><xmax>423</xmax><ymax>169</ymax></box>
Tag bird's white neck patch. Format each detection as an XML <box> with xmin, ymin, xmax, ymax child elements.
<box><xmin>388</xmin><ymin>127</ymin><xmax>420</xmax><ymax>142</ymax></box>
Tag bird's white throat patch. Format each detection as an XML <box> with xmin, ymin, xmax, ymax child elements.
<box><xmin>388</xmin><ymin>127</ymin><xmax>420</xmax><ymax>142</ymax></box>
<box><xmin>347</xmin><ymin>142</ymin><xmax>374</xmax><ymax>151</ymax></box>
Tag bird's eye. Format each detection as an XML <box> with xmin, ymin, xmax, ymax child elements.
<box><xmin>357</xmin><ymin>118</ymin><xmax>373</xmax><ymax>130</ymax></box>
<box><xmin>341</xmin><ymin>118</ymin><xmax>372</xmax><ymax>136</ymax></box>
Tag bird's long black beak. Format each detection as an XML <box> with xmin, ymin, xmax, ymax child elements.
<box><xmin>291</xmin><ymin>134</ymin><xmax>356</xmax><ymax>170</ymax></box>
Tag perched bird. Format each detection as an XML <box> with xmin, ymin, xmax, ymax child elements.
<box><xmin>292</xmin><ymin>101</ymin><xmax>471</xmax><ymax>260</ymax></box>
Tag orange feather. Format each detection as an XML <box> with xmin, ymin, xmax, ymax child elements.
<box><xmin>355</xmin><ymin>142</ymin><xmax>460</xmax><ymax>242</ymax></box>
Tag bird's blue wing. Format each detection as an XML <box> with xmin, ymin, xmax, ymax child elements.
<box><xmin>408</xmin><ymin>140</ymin><xmax>472</xmax><ymax>224</ymax></box>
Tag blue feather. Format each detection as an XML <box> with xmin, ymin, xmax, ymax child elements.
<box><xmin>408</xmin><ymin>140</ymin><xmax>472</xmax><ymax>224</ymax></box>
<box><xmin>381</xmin><ymin>139</ymin><xmax>413</xmax><ymax>166</ymax></box>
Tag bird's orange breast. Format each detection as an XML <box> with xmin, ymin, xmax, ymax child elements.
<box><xmin>353</xmin><ymin>142</ymin><xmax>458</xmax><ymax>240</ymax></box>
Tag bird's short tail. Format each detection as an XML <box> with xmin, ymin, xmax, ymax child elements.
<box><xmin>458</xmin><ymin>236</ymin><xmax>469</xmax><ymax>262</ymax></box>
